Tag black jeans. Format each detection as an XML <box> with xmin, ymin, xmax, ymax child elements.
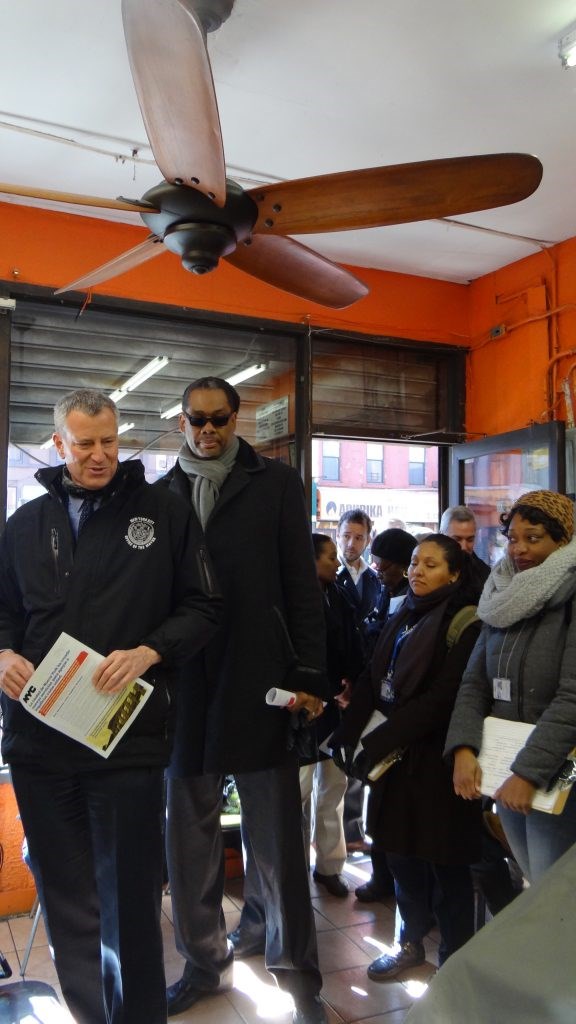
<box><xmin>387</xmin><ymin>851</ymin><xmax>475</xmax><ymax>965</ymax></box>
<box><xmin>11</xmin><ymin>763</ymin><xmax>166</xmax><ymax>1024</ymax></box>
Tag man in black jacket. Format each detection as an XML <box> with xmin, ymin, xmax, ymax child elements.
<box><xmin>335</xmin><ymin>508</ymin><xmax>386</xmax><ymax>647</ymax></box>
<box><xmin>0</xmin><ymin>389</ymin><xmax>221</xmax><ymax>1024</ymax></box>
<box><xmin>161</xmin><ymin>376</ymin><xmax>329</xmax><ymax>1024</ymax></box>
<box><xmin>335</xmin><ymin>509</ymin><xmax>386</xmax><ymax>850</ymax></box>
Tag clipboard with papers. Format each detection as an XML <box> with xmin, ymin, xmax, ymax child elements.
<box><xmin>478</xmin><ymin>716</ymin><xmax>576</xmax><ymax>815</ymax></box>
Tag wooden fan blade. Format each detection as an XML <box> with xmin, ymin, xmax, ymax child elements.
<box><xmin>54</xmin><ymin>236</ymin><xmax>165</xmax><ymax>294</ymax></box>
<box><xmin>249</xmin><ymin>153</ymin><xmax>543</xmax><ymax>235</ymax></box>
<box><xmin>122</xmin><ymin>0</ymin><xmax>226</xmax><ymax>206</ymax></box>
<box><xmin>0</xmin><ymin>181</ymin><xmax>154</xmax><ymax>213</ymax></box>
<box><xmin>225</xmin><ymin>235</ymin><xmax>368</xmax><ymax>309</ymax></box>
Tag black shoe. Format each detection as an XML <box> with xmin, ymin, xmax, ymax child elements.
<box><xmin>355</xmin><ymin>880</ymin><xmax>393</xmax><ymax>902</ymax></box>
<box><xmin>293</xmin><ymin>993</ymin><xmax>328</xmax><ymax>1024</ymax></box>
<box><xmin>166</xmin><ymin>963</ymin><xmax>233</xmax><ymax>1017</ymax></box>
<box><xmin>227</xmin><ymin>926</ymin><xmax>265</xmax><ymax>958</ymax></box>
<box><xmin>313</xmin><ymin>870</ymin><xmax>349</xmax><ymax>897</ymax></box>
<box><xmin>367</xmin><ymin>941</ymin><xmax>426</xmax><ymax>982</ymax></box>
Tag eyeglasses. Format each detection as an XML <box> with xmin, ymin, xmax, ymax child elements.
<box><xmin>183</xmin><ymin>411</ymin><xmax>233</xmax><ymax>428</ymax></box>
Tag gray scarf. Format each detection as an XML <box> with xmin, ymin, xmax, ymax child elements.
<box><xmin>477</xmin><ymin>536</ymin><xmax>576</xmax><ymax>628</ymax></box>
<box><xmin>178</xmin><ymin>435</ymin><xmax>239</xmax><ymax>528</ymax></box>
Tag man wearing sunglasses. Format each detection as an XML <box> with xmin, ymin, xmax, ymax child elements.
<box><xmin>159</xmin><ymin>376</ymin><xmax>329</xmax><ymax>1024</ymax></box>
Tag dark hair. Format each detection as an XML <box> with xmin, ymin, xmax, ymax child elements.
<box><xmin>181</xmin><ymin>376</ymin><xmax>241</xmax><ymax>414</ymax></box>
<box><xmin>499</xmin><ymin>504</ymin><xmax>566</xmax><ymax>543</ymax></box>
<box><xmin>371</xmin><ymin>527</ymin><xmax>417</xmax><ymax>567</ymax></box>
<box><xmin>337</xmin><ymin>508</ymin><xmax>373</xmax><ymax>533</ymax></box>
<box><xmin>312</xmin><ymin>532</ymin><xmax>334</xmax><ymax>559</ymax></box>
<box><xmin>413</xmin><ymin>533</ymin><xmax>466</xmax><ymax>576</ymax></box>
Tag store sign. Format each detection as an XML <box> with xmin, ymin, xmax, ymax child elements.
<box><xmin>317</xmin><ymin>486</ymin><xmax>438</xmax><ymax>526</ymax></box>
<box><xmin>255</xmin><ymin>396</ymin><xmax>289</xmax><ymax>442</ymax></box>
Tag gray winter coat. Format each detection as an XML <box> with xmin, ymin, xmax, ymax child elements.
<box><xmin>445</xmin><ymin>573</ymin><xmax>576</xmax><ymax>789</ymax></box>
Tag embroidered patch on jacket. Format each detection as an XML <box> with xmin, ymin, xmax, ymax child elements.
<box><xmin>125</xmin><ymin>517</ymin><xmax>156</xmax><ymax>549</ymax></box>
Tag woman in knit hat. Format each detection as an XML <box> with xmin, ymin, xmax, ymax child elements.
<box><xmin>446</xmin><ymin>489</ymin><xmax>576</xmax><ymax>884</ymax></box>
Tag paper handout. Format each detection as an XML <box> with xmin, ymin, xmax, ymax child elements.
<box><xmin>19</xmin><ymin>632</ymin><xmax>153</xmax><ymax>758</ymax></box>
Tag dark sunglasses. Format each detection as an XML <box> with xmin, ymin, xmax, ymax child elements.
<box><xmin>183</xmin><ymin>411</ymin><xmax>233</xmax><ymax>428</ymax></box>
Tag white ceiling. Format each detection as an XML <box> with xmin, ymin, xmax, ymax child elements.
<box><xmin>2</xmin><ymin>0</ymin><xmax>576</xmax><ymax>287</ymax></box>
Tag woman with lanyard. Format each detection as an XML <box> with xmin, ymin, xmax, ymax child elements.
<box><xmin>447</xmin><ymin>489</ymin><xmax>576</xmax><ymax>884</ymax></box>
<box><xmin>330</xmin><ymin>534</ymin><xmax>482</xmax><ymax>981</ymax></box>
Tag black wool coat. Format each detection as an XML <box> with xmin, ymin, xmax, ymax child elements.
<box><xmin>160</xmin><ymin>438</ymin><xmax>327</xmax><ymax>776</ymax></box>
<box><xmin>331</xmin><ymin>597</ymin><xmax>482</xmax><ymax>865</ymax></box>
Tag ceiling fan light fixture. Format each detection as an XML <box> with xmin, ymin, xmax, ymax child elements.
<box><xmin>162</xmin><ymin>221</ymin><xmax>237</xmax><ymax>274</ymax></box>
<box><xmin>559</xmin><ymin>23</ymin><xmax>576</xmax><ymax>67</ymax></box>
<box><xmin>191</xmin><ymin>0</ymin><xmax>235</xmax><ymax>34</ymax></box>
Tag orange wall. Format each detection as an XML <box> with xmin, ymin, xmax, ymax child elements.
<box><xmin>0</xmin><ymin>201</ymin><xmax>469</xmax><ymax>344</ymax></box>
<box><xmin>2</xmin><ymin>199</ymin><xmax>576</xmax><ymax>439</ymax></box>
<box><xmin>466</xmin><ymin>238</ymin><xmax>576</xmax><ymax>436</ymax></box>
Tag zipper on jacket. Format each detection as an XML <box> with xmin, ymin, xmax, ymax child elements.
<box><xmin>51</xmin><ymin>528</ymin><xmax>61</xmax><ymax>596</ymax></box>
<box><xmin>197</xmin><ymin>545</ymin><xmax>218</xmax><ymax>595</ymax></box>
<box><xmin>163</xmin><ymin>681</ymin><xmax>171</xmax><ymax>740</ymax></box>
<box><xmin>515</xmin><ymin>614</ymin><xmax>544</xmax><ymax>720</ymax></box>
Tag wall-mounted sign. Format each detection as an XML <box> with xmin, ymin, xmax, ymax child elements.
<box><xmin>256</xmin><ymin>396</ymin><xmax>289</xmax><ymax>442</ymax></box>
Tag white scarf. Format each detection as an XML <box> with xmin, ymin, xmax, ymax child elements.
<box><xmin>477</xmin><ymin>536</ymin><xmax>576</xmax><ymax>628</ymax></box>
<box><xmin>178</xmin><ymin>435</ymin><xmax>240</xmax><ymax>529</ymax></box>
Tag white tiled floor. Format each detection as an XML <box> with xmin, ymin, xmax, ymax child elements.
<box><xmin>0</xmin><ymin>851</ymin><xmax>438</xmax><ymax>1023</ymax></box>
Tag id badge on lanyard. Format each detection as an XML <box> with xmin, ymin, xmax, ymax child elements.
<box><xmin>380</xmin><ymin>624</ymin><xmax>412</xmax><ymax>703</ymax></box>
<box><xmin>493</xmin><ymin>677</ymin><xmax>511</xmax><ymax>701</ymax></box>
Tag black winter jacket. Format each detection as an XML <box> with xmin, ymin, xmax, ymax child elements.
<box><xmin>0</xmin><ymin>460</ymin><xmax>221</xmax><ymax>771</ymax></box>
<box><xmin>331</xmin><ymin>593</ymin><xmax>482</xmax><ymax>864</ymax></box>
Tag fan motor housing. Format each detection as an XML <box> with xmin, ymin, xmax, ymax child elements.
<box><xmin>140</xmin><ymin>179</ymin><xmax>258</xmax><ymax>275</ymax></box>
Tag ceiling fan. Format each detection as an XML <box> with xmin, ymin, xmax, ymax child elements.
<box><xmin>0</xmin><ymin>0</ymin><xmax>543</xmax><ymax>309</ymax></box>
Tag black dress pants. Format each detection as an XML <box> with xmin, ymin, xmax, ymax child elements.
<box><xmin>166</xmin><ymin>758</ymin><xmax>322</xmax><ymax>1000</ymax></box>
<box><xmin>11</xmin><ymin>763</ymin><xmax>166</xmax><ymax>1024</ymax></box>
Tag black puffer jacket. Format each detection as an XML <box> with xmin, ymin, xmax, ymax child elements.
<box><xmin>0</xmin><ymin>460</ymin><xmax>221</xmax><ymax>772</ymax></box>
